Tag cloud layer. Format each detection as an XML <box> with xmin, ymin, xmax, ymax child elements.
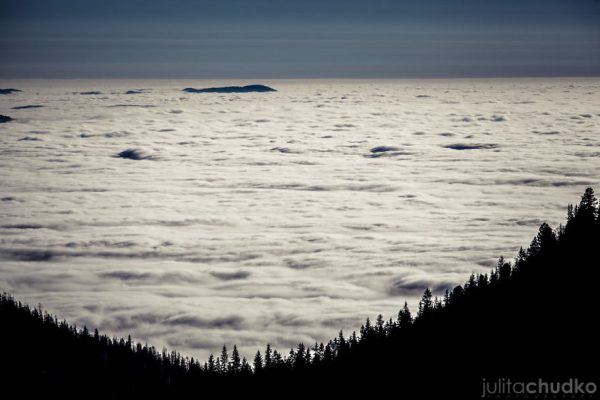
<box><xmin>0</xmin><ymin>78</ymin><xmax>599</xmax><ymax>360</ymax></box>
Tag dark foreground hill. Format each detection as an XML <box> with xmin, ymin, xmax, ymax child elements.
<box><xmin>1</xmin><ymin>189</ymin><xmax>599</xmax><ymax>398</ymax></box>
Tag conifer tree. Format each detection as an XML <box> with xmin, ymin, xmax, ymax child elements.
<box><xmin>375</xmin><ymin>314</ymin><xmax>385</xmax><ymax>336</ymax></box>
<box><xmin>253</xmin><ymin>350</ymin><xmax>263</xmax><ymax>374</ymax></box>
<box><xmin>220</xmin><ymin>345</ymin><xmax>228</xmax><ymax>374</ymax></box>
<box><xmin>417</xmin><ymin>288</ymin><xmax>433</xmax><ymax>318</ymax></box>
<box><xmin>397</xmin><ymin>301</ymin><xmax>413</xmax><ymax>329</ymax></box>
<box><xmin>231</xmin><ymin>345</ymin><xmax>241</xmax><ymax>374</ymax></box>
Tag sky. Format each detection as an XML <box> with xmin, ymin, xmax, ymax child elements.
<box><xmin>1</xmin><ymin>0</ymin><xmax>599</xmax><ymax>78</ymax></box>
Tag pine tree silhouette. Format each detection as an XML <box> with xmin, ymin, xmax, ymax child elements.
<box><xmin>1</xmin><ymin>188</ymin><xmax>598</xmax><ymax>399</ymax></box>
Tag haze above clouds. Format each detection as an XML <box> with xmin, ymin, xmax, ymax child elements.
<box><xmin>1</xmin><ymin>0</ymin><xmax>599</xmax><ymax>78</ymax></box>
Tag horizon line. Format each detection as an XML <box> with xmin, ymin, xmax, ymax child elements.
<box><xmin>2</xmin><ymin>75</ymin><xmax>600</xmax><ymax>81</ymax></box>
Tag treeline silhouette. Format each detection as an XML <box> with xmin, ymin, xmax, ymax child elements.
<box><xmin>1</xmin><ymin>189</ymin><xmax>599</xmax><ymax>398</ymax></box>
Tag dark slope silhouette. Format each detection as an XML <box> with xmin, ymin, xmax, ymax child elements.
<box><xmin>183</xmin><ymin>84</ymin><xmax>276</xmax><ymax>93</ymax></box>
<box><xmin>1</xmin><ymin>189</ymin><xmax>599</xmax><ymax>398</ymax></box>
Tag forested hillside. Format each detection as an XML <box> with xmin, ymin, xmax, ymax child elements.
<box><xmin>2</xmin><ymin>189</ymin><xmax>598</xmax><ymax>398</ymax></box>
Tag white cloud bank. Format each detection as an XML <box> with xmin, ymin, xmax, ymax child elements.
<box><xmin>0</xmin><ymin>78</ymin><xmax>599</xmax><ymax>360</ymax></box>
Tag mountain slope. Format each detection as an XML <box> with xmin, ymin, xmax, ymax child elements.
<box><xmin>1</xmin><ymin>189</ymin><xmax>599</xmax><ymax>398</ymax></box>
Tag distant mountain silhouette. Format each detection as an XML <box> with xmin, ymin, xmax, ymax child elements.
<box><xmin>1</xmin><ymin>188</ymin><xmax>598</xmax><ymax>399</ymax></box>
<box><xmin>115</xmin><ymin>148</ymin><xmax>155</xmax><ymax>160</ymax></box>
<box><xmin>0</xmin><ymin>88</ymin><xmax>21</xmax><ymax>95</ymax></box>
<box><xmin>12</xmin><ymin>105</ymin><xmax>43</xmax><ymax>110</ymax></box>
<box><xmin>183</xmin><ymin>84</ymin><xmax>276</xmax><ymax>93</ymax></box>
<box><xmin>0</xmin><ymin>115</ymin><xmax>14</xmax><ymax>123</ymax></box>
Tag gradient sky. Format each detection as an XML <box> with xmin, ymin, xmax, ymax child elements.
<box><xmin>1</xmin><ymin>0</ymin><xmax>600</xmax><ymax>78</ymax></box>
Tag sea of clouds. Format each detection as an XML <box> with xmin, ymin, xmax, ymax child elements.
<box><xmin>0</xmin><ymin>78</ymin><xmax>599</xmax><ymax>359</ymax></box>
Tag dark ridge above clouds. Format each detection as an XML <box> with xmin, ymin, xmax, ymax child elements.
<box><xmin>183</xmin><ymin>85</ymin><xmax>276</xmax><ymax>94</ymax></box>
<box><xmin>444</xmin><ymin>143</ymin><xmax>499</xmax><ymax>150</ymax></box>
<box><xmin>0</xmin><ymin>115</ymin><xmax>14</xmax><ymax>123</ymax></box>
<box><xmin>366</xmin><ymin>145</ymin><xmax>414</xmax><ymax>158</ymax></box>
<box><xmin>0</xmin><ymin>88</ymin><xmax>21</xmax><ymax>94</ymax></box>
<box><xmin>12</xmin><ymin>105</ymin><xmax>43</xmax><ymax>109</ymax></box>
<box><xmin>115</xmin><ymin>148</ymin><xmax>155</xmax><ymax>160</ymax></box>
<box><xmin>370</xmin><ymin>146</ymin><xmax>400</xmax><ymax>153</ymax></box>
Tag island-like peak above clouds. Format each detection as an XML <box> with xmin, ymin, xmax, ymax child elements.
<box><xmin>0</xmin><ymin>88</ymin><xmax>22</xmax><ymax>95</ymax></box>
<box><xmin>183</xmin><ymin>84</ymin><xmax>276</xmax><ymax>93</ymax></box>
<box><xmin>0</xmin><ymin>115</ymin><xmax>14</xmax><ymax>123</ymax></box>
